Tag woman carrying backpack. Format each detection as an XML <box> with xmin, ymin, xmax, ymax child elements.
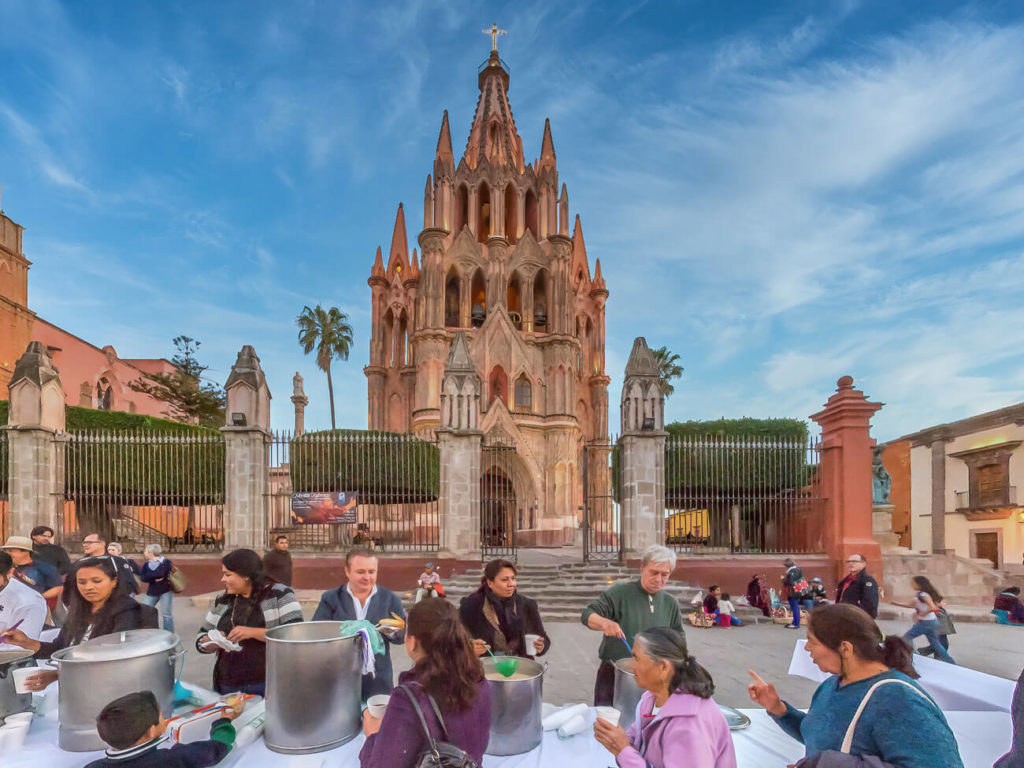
<box><xmin>360</xmin><ymin>598</ymin><xmax>490</xmax><ymax>768</ymax></box>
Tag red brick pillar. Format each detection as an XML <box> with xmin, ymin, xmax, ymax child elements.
<box><xmin>810</xmin><ymin>376</ymin><xmax>884</xmax><ymax>587</ymax></box>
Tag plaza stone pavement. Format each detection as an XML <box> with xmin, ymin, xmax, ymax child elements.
<box><xmin>172</xmin><ymin>597</ymin><xmax>1024</xmax><ymax>710</ymax></box>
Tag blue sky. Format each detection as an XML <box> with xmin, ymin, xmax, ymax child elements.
<box><xmin>2</xmin><ymin>0</ymin><xmax>1024</xmax><ymax>440</ymax></box>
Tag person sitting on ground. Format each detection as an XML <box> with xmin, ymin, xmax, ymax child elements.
<box><xmin>84</xmin><ymin>690</ymin><xmax>242</xmax><ymax>768</ymax></box>
<box><xmin>0</xmin><ymin>550</ymin><xmax>47</xmax><ymax>651</ymax></box>
<box><xmin>994</xmin><ymin>586</ymin><xmax>1024</xmax><ymax>624</ymax></box>
<box><xmin>717</xmin><ymin>592</ymin><xmax>741</xmax><ymax>627</ymax></box>
<box><xmin>593</xmin><ymin>627</ymin><xmax>737</xmax><ymax>768</ymax></box>
<box><xmin>4</xmin><ymin>556</ymin><xmax>157</xmax><ymax>691</ymax></box>
<box><xmin>582</xmin><ymin>544</ymin><xmax>685</xmax><ymax>706</ymax></box>
<box><xmin>415</xmin><ymin>562</ymin><xmax>443</xmax><ymax>602</ymax></box>
<box><xmin>747</xmin><ymin>603</ymin><xmax>963</xmax><ymax>768</ymax></box>
<box><xmin>702</xmin><ymin>585</ymin><xmax>721</xmax><ymax>618</ymax></box>
<box><xmin>263</xmin><ymin>534</ymin><xmax>293</xmax><ymax>586</ymax></box>
<box><xmin>459</xmin><ymin>558</ymin><xmax>550</xmax><ymax>659</ymax></box>
<box><xmin>197</xmin><ymin>548</ymin><xmax>303</xmax><ymax>696</ymax></box>
<box><xmin>359</xmin><ymin>599</ymin><xmax>491</xmax><ymax>768</ymax></box>
<box><xmin>30</xmin><ymin>525</ymin><xmax>72</xmax><ymax>576</ymax></box>
<box><xmin>808</xmin><ymin>577</ymin><xmax>829</xmax><ymax>606</ymax></box>
<box><xmin>312</xmin><ymin>546</ymin><xmax>405</xmax><ymax>699</ymax></box>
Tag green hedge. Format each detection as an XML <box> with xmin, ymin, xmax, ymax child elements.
<box><xmin>0</xmin><ymin>401</ymin><xmax>224</xmax><ymax>504</ymax></box>
<box><xmin>290</xmin><ymin>429</ymin><xmax>440</xmax><ymax>504</ymax></box>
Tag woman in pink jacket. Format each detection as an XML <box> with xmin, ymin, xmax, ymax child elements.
<box><xmin>594</xmin><ymin>627</ymin><xmax>737</xmax><ymax>768</ymax></box>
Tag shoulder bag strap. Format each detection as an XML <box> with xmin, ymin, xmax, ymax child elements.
<box><xmin>423</xmin><ymin>691</ymin><xmax>453</xmax><ymax>742</ymax></box>
<box><xmin>397</xmin><ymin>684</ymin><xmax>442</xmax><ymax>758</ymax></box>
<box><xmin>840</xmin><ymin>679</ymin><xmax>937</xmax><ymax>753</ymax></box>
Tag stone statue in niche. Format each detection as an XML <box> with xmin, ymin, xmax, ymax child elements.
<box><xmin>872</xmin><ymin>445</ymin><xmax>891</xmax><ymax>505</ymax></box>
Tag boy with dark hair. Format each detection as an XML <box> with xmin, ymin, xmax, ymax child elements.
<box><xmin>85</xmin><ymin>690</ymin><xmax>240</xmax><ymax>767</ymax></box>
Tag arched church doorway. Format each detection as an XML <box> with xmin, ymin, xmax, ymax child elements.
<box><xmin>480</xmin><ymin>434</ymin><xmax>520</xmax><ymax>558</ymax></box>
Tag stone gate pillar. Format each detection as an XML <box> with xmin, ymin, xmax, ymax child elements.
<box><xmin>810</xmin><ymin>376</ymin><xmax>884</xmax><ymax>585</ymax></box>
<box><xmin>618</xmin><ymin>338</ymin><xmax>667</xmax><ymax>557</ymax></box>
<box><xmin>222</xmin><ymin>346</ymin><xmax>272</xmax><ymax>550</ymax></box>
<box><xmin>4</xmin><ymin>342</ymin><xmax>66</xmax><ymax>537</ymax></box>
<box><xmin>437</xmin><ymin>332</ymin><xmax>482</xmax><ymax>559</ymax></box>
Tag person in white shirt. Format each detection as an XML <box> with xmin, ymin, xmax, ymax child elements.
<box><xmin>0</xmin><ymin>550</ymin><xmax>48</xmax><ymax>651</ymax></box>
<box><xmin>717</xmin><ymin>592</ymin><xmax>743</xmax><ymax>627</ymax></box>
<box><xmin>415</xmin><ymin>562</ymin><xmax>443</xmax><ymax>602</ymax></box>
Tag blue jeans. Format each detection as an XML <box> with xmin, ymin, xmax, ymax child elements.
<box><xmin>904</xmin><ymin>620</ymin><xmax>955</xmax><ymax>664</ymax></box>
<box><xmin>141</xmin><ymin>591</ymin><xmax>174</xmax><ymax>633</ymax></box>
<box><xmin>788</xmin><ymin>596</ymin><xmax>802</xmax><ymax>627</ymax></box>
<box><xmin>802</xmin><ymin>599</ymin><xmax>815</xmax><ymax>615</ymax></box>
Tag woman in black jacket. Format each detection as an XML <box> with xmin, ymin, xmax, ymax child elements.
<box><xmin>5</xmin><ymin>556</ymin><xmax>157</xmax><ymax>690</ymax></box>
<box><xmin>458</xmin><ymin>558</ymin><xmax>550</xmax><ymax>659</ymax></box>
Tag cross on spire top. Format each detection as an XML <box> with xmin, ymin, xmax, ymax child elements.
<box><xmin>483</xmin><ymin>23</ymin><xmax>506</xmax><ymax>53</ymax></box>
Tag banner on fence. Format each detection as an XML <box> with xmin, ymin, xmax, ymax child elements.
<box><xmin>291</xmin><ymin>492</ymin><xmax>358</xmax><ymax>525</ymax></box>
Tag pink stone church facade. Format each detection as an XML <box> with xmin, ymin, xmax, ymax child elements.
<box><xmin>365</xmin><ymin>46</ymin><xmax>610</xmax><ymax>546</ymax></box>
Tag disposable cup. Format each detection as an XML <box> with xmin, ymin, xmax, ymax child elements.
<box><xmin>524</xmin><ymin>634</ymin><xmax>542</xmax><ymax>651</ymax></box>
<box><xmin>4</xmin><ymin>712</ymin><xmax>32</xmax><ymax>725</ymax></box>
<box><xmin>594</xmin><ymin>706</ymin><xmax>621</xmax><ymax>726</ymax></box>
<box><xmin>12</xmin><ymin>666</ymin><xmax>38</xmax><ymax>694</ymax></box>
<box><xmin>0</xmin><ymin>722</ymin><xmax>29</xmax><ymax>750</ymax></box>
<box><xmin>366</xmin><ymin>694</ymin><xmax>390</xmax><ymax>719</ymax></box>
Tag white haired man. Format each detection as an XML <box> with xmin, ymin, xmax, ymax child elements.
<box><xmin>581</xmin><ymin>544</ymin><xmax>684</xmax><ymax>706</ymax></box>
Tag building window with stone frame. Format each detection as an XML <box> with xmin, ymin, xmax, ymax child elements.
<box><xmin>514</xmin><ymin>375</ymin><xmax>532</xmax><ymax>411</ymax></box>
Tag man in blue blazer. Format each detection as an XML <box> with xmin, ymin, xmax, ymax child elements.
<box><xmin>312</xmin><ymin>546</ymin><xmax>405</xmax><ymax>699</ymax></box>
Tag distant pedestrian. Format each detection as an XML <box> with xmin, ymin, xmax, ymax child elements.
<box><xmin>30</xmin><ymin>525</ymin><xmax>72</xmax><ymax>576</ymax></box>
<box><xmin>746</xmin><ymin>573</ymin><xmax>770</xmax><ymax>617</ymax></box>
<box><xmin>780</xmin><ymin>558</ymin><xmax>808</xmax><ymax>629</ymax></box>
<box><xmin>835</xmin><ymin>553</ymin><xmax>879</xmax><ymax>618</ymax></box>
<box><xmin>80</xmin><ymin>533</ymin><xmax>138</xmax><ymax>597</ymax></box>
<box><xmin>263</xmin><ymin>535</ymin><xmax>293</xmax><ymax>586</ymax></box>
<box><xmin>994</xmin><ymin>586</ymin><xmax>1024</xmax><ymax>624</ymax></box>
<box><xmin>902</xmin><ymin>576</ymin><xmax>955</xmax><ymax>664</ymax></box>
<box><xmin>138</xmin><ymin>544</ymin><xmax>175</xmax><ymax>633</ymax></box>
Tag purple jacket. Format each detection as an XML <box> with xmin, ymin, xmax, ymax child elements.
<box><xmin>359</xmin><ymin>669</ymin><xmax>491</xmax><ymax>768</ymax></box>
<box><xmin>617</xmin><ymin>690</ymin><xmax>737</xmax><ymax>768</ymax></box>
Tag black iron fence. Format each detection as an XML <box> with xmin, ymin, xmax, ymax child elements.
<box><xmin>269</xmin><ymin>430</ymin><xmax>440</xmax><ymax>552</ymax></box>
<box><xmin>62</xmin><ymin>429</ymin><xmax>226</xmax><ymax>553</ymax></box>
<box><xmin>0</xmin><ymin>430</ymin><xmax>8</xmax><ymax>543</ymax></box>
<box><xmin>480</xmin><ymin>433</ymin><xmax>518</xmax><ymax>561</ymax></box>
<box><xmin>664</xmin><ymin>434</ymin><xmax>824</xmax><ymax>554</ymax></box>
<box><xmin>583</xmin><ymin>438</ymin><xmax>622</xmax><ymax>562</ymax></box>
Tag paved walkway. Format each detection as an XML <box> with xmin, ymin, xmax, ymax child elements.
<box><xmin>172</xmin><ymin>598</ymin><xmax>1024</xmax><ymax>709</ymax></box>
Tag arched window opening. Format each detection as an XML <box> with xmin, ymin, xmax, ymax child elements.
<box><xmin>488</xmin><ymin>366</ymin><xmax>508</xmax><ymax>408</ymax></box>
<box><xmin>524</xmin><ymin>189</ymin><xmax>538</xmax><ymax>238</ymax></box>
<box><xmin>96</xmin><ymin>379</ymin><xmax>113</xmax><ymax>410</ymax></box>
<box><xmin>396</xmin><ymin>312</ymin><xmax>408</xmax><ymax>367</ymax></box>
<box><xmin>507</xmin><ymin>271</ymin><xmax>522</xmax><ymax>329</ymax></box>
<box><xmin>383</xmin><ymin>309</ymin><xmax>395</xmax><ymax>366</ymax></box>
<box><xmin>504</xmin><ymin>184</ymin><xmax>517</xmax><ymax>243</ymax></box>
<box><xmin>471</xmin><ymin>268</ymin><xmax>486</xmax><ymax>328</ymax></box>
<box><xmin>532</xmin><ymin>269</ymin><xmax>548</xmax><ymax>332</ymax></box>
<box><xmin>454</xmin><ymin>185</ymin><xmax>469</xmax><ymax>233</ymax></box>
<box><xmin>444</xmin><ymin>270</ymin><xmax>460</xmax><ymax>328</ymax></box>
<box><xmin>584</xmin><ymin>316</ymin><xmax>593</xmax><ymax>372</ymax></box>
<box><xmin>514</xmin><ymin>375</ymin><xmax>532</xmax><ymax>411</ymax></box>
<box><xmin>477</xmin><ymin>184</ymin><xmax>491</xmax><ymax>243</ymax></box>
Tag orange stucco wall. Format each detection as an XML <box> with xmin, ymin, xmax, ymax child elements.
<box><xmin>883</xmin><ymin>439</ymin><xmax>912</xmax><ymax>548</ymax></box>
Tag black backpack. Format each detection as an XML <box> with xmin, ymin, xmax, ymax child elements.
<box><xmin>397</xmin><ymin>684</ymin><xmax>480</xmax><ymax>768</ymax></box>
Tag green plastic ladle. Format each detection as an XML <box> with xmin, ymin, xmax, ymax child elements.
<box><xmin>487</xmin><ymin>648</ymin><xmax>519</xmax><ymax>678</ymax></box>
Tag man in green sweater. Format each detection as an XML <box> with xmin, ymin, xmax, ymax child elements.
<box><xmin>581</xmin><ymin>544</ymin><xmax>684</xmax><ymax>705</ymax></box>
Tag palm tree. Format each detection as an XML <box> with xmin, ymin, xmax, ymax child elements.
<box><xmin>651</xmin><ymin>346</ymin><xmax>684</xmax><ymax>398</ymax></box>
<box><xmin>296</xmin><ymin>304</ymin><xmax>353</xmax><ymax>430</ymax></box>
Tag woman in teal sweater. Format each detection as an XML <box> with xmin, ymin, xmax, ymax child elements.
<box><xmin>748</xmin><ymin>604</ymin><xmax>962</xmax><ymax>768</ymax></box>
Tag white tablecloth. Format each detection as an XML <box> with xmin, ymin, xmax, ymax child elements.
<box><xmin>788</xmin><ymin>639</ymin><xmax>1017</xmax><ymax>712</ymax></box>
<box><xmin>8</xmin><ymin>704</ymin><xmax>1011</xmax><ymax>768</ymax></box>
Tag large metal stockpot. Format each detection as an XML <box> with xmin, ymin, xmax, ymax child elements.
<box><xmin>483</xmin><ymin>656</ymin><xmax>544</xmax><ymax>756</ymax></box>
<box><xmin>264</xmin><ymin>621</ymin><xmax>363</xmax><ymax>754</ymax></box>
<box><xmin>51</xmin><ymin>629</ymin><xmax>183</xmax><ymax>751</ymax></box>
<box><xmin>0</xmin><ymin>649</ymin><xmax>36</xmax><ymax>721</ymax></box>
<box><xmin>613</xmin><ymin>657</ymin><xmax>643</xmax><ymax>729</ymax></box>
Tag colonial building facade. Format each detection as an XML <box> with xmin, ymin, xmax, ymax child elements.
<box><xmin>365</xmin><ymin>46</ymin><xmax>610</xmax><ymax>546</ymax></box>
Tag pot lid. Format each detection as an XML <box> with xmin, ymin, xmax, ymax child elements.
<box><xmin>0</xmin><ymin>649</ymin><xmax>33</xmax><ymax>664</ymax></box>
<box><xmin>56</xmin><ymin>629</ymin><xmax>180</xmax><ymax>662</ymax></box>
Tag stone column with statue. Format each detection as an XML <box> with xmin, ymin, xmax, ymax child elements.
<box><xmin>290</xmin><ymin>372</ymin><xmax>308</xmax><ymax>436</ymax></box>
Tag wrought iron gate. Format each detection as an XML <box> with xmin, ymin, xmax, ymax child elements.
<box><xmin>583</xmin><ymin>438</ymin><xmax>622</xmax><ymax>562</ymax></box>
<box><xmin>480</xmin><ymin>434</ymin><xmax>517</xmax><ymax>561</ymax></box>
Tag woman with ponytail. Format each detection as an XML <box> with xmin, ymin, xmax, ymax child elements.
<box><xmin>360</xmin><ymin>598</ymin><xmax>490</xmax><ymax>768</ymax></box>
<box><xmin>748</xmin><ymin>603</ymin><xmax>962</xmax><ymax>767</ymax></box>
<box><xmin>593</xmin><ymin>627</ymin><xmax>736</xmax><ymax>768</ymax></box>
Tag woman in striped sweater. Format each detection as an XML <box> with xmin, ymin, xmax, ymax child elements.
<box><xmin>196</xmin><ymin>548</ymin><xmax>303</xmax><ymax>695</ymax></box>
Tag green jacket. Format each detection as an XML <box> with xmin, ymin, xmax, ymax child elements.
<box><xmin>580</xmin><ymin>580</ymin><xmax>684</xmax><ymax>662</ymax></box>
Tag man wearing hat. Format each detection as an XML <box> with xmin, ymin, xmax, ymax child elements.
<box><xmin>30</xmin><ymin>525</ymin><xmax>72</xmax><ymax>576</ymax></box>
<box><xmin>0</xmin><ymin>536</ymin><xmax>63</xmax><ymax>604</ymax></box>
<box><xmin>415</xmin><ymin>562</ymin><xmax>443</xmax><ymax>602</ymax></box>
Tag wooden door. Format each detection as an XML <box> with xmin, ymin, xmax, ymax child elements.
<box><xmin>974</xmin><ymin>531</ymin><xmax>1000</xmax><ymax>569</ymax></box>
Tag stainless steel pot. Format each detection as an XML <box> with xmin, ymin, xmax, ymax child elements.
<box><xmin>51</xmin><ymin>629</ymin><xmax>183</xmax><ymax>752</ymax></box>
<box><xmin>483</xmin><ymin>657</ymin><xmax>544</xmax><ymax>756</ymax></box>
<box><xmin>264</xmin><ymin>621</ymin><xmax>363</xmax><ymax>754</ymax></box>
<box><xmin>613</xmin><ymin>657</ymin><xmax>643</xmax><ymax>729</ymax></box>
<box><xmin>0</xmin><ymin>649</ymin><xmax>36</xmax><ymax>722</ymax></box>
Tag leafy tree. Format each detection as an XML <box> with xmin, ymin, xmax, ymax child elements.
<box><xmin>296</xmin><ymin>305</ymin><xmax>353</xmax><ymax>430</ymax></box>
<box><xmin>651</xmin><ymin>346</ymin><xmax>684</xmax><ymax>397</ymax></box>
<box><xmin>129</xmin><ymin>336</ymin><xmax>225</xmax><ymax>427</ymax></box>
